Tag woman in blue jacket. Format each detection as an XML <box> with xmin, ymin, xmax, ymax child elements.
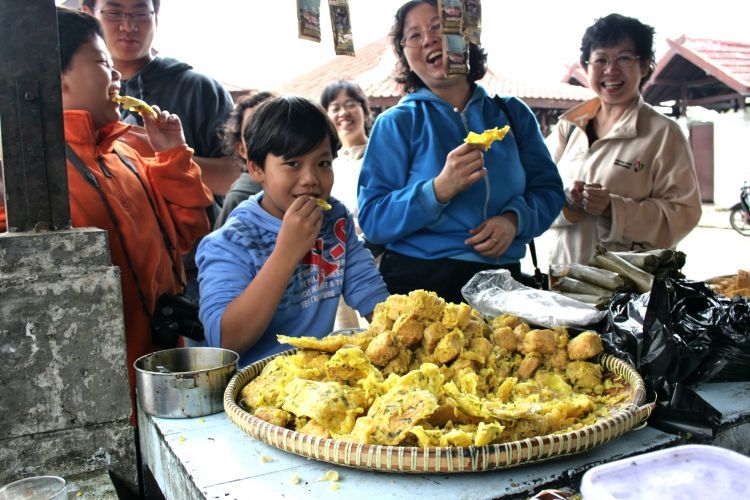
<box><xmin>358</xmin><ymin>0</ymin><xmax>564</xmax><ymax>304</ymax></box>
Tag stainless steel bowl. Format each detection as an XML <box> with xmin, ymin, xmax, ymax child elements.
<box><xmin>135</xmin><ymin>347</ymin><xmax>238</xmax><ymax>418</ymax></box>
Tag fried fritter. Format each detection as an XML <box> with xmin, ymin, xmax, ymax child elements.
<box><xmin>519</xmin><ymin>329</ymin><xmax>556</xmax><ymax>355</ymax></box>
<box><xmin>567</xmin><ymin>331</ymin><xmax>604</xmax><ymax>361</ymax></box>
<box><xmin>392</xmin><ymin>313</ymin><xmax>424</xmax><ymax>347</ymax></box>
<box><xmin>365</xmin><ymin>331</ymin><xmax>400</xmax><ymax>366</ymax></box>
<box><xmin>434</xmin><ymin>329</ymin><xmax>465</xmax><ymax>364</ymax></box>
<box><xmin>566</xmin><ymin>361</ymin><xmax>603</xmax><ymax>389</ymax></box>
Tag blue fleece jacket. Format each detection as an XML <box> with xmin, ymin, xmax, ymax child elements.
<box><xmin>196</xmin><ymin>194</ymin><xmax>389</xmax><ymax>367</ymax></box>
<box><xmin>358</xmin><ymin>84</ymin><xmax>564</xmax><ymax>264</ymax></box>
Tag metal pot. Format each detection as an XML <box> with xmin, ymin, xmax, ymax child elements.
<box><xmin>135</xmin><ymin>347</ymin><xmax>238</xmax><ymax>418</ymax></box>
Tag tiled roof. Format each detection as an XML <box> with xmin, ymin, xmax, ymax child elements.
<box><xmin>643</xmin><ymin>36</ymin><xmax>750</xmax><ymax>108</ymax></box>
<box><xmin>665</xmin><ymin>37</ymin><xmax>750</xmax><ymax>89</ymax></box>
<box><xmin>275</xmin><ymin>37</ymin><xmax>392</xmax><ymax>101</ymax></box>
<box><xmin>561</xmin><ymin>62</ymin><xmax>589</xmax><ymax>88</ymax></box>
<box><xmin>275</xmin><ymin>37</ymin><xmax>594</xmax><ymax>108</ymax></box>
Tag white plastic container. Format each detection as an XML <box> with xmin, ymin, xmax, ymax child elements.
<box><xmin>580</xmin><ymin>444</ymin><xmax>750</xmax><ymax>499</ymax></box>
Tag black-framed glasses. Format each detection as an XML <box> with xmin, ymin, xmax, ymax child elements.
<box><xmin>96</xmin><ymin>9</ymin><xmax>155</xmax><ymax>24</ymax></box>
<box><xmin>586</xmin><ymin>54</ymin><xmax>640</xmax><ymax>69</ymax></box>
<box><xmin>401</xmin><ymin>23</ymin><xmax>443</xmax><ymax>48</ymax></box>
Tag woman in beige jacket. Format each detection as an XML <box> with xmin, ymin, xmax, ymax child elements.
<box><xmin>545</xmin><ymin>13</ymin><xmax>702</xmax><ymax>265</ymax></box>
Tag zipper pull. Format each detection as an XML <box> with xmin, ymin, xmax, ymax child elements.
<box><xmin>97</xmin><ymin>156</ymin><xmax>113</xmax><ymax>178</ymax></box>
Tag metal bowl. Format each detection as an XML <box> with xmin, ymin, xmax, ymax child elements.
<box><xmin>135</xmin><ymin>347</ymin><xmax>238</xmax><ymax>418</ymax></box>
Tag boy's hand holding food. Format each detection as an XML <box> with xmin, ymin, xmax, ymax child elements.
<box><xmin>276</xmin><ymin>196</ymin><xmax>324</xmax><ymax>263</ymax></box>
<box><xmin>142</xmin><ymin>105</ymin><xmax>188</xmax><ymax>153</ymax></box>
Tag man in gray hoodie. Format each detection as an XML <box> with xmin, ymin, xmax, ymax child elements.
<box><xmin>82</xmin><ymin>0</ymin><xmax>239</xmax><ymax>299</ymax></box>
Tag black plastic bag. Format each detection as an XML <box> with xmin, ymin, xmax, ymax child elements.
<box><xmin>600</xmin><ymin>278</ymin><xmax>738</xmax><ymax>436</ymax></box>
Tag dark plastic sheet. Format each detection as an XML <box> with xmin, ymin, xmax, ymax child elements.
<box><xmin>601</xmin><ymin>278</ymin><xmax>749</xmax><ymax>436</ymax></box>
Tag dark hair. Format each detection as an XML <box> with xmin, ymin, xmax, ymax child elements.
<box><xmin>220</xmin><ymin>90</ymin><xmax>276</xmax><ymax>159</ymax></box>
<box><xmin>243</xmin><ymin>96</ymin><xmax>341</xmax><ymax>169</ymax></box>
<box><xmin>57</xmin><ymin>6</ymin><xmax>104</xmax><ymax>73</ymax></box>
<box><xmin>390</xmin><ymin>0</ymin><xmax>487</xmax><ymax>93</ymax></box>
<box><xmin>320</xmin><ymin>80</ymin><xmax>371</xmax><ymax>116</ymax></box>
<box><xmin>320</xmin><ymin>80</ymin><xmax>372</xmax><ymax>132</ymax></box>
<box><xmin>82</xmin><ymin>0</ymin><xmax>161</xmax><ymax>14</ymax></box>
<box><xmin>580</xmin><ymin>13</ymin><xmax>655</xmax><ymax>86</ymax></box>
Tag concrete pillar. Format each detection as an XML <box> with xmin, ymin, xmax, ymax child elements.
<box><xmin>0</xmin><ymin>228</ymin><xmax>136</xmax><ymax>488</ymax></box>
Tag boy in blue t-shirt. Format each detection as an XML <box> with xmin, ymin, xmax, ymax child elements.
<box><xmin>196</xmin><ymin>96</ymin><xmax>389</xmax><ymax>366</ymax></box>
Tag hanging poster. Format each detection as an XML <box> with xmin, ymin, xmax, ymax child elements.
<box><xmin>438</xmin><ymin>0</ymin><xmax>463</xmax><ymax>34</ymax></box>
<box><xmin>298</xmin><ymin>0</ymin><xmax>322</xmax><ymax>42</ymax></box>
<box><xmin>328</xmin><ymin>0</ymin><xmax>355</xmax><ymax>56</ymax></box>
<box><xmin>462</xmin><ymin>0</ymin><xmax>482</xmax><ymax>45</ymax></box>
<box><xmin>443</xmin><ymin>34</ymin><xmax>468</xmax><ymax>75</ymax></box>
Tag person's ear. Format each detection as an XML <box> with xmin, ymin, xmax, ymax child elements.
<box><xmin>236</xmin><ymin>140</ymin><xmax>247</xmax><ymax>161</ymax></box>
<box><xmin>247</xmin><ymin>160</ymin><xmax>264</xmax><ymax>183</ymax></box>
<box><xmin>60</xmin><ymin>71</ymin><xmax>72</xmax><ymax>97</ymax></box>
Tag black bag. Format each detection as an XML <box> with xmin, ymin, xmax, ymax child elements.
<box><xmin>151</xmin><ymin>293</ymin><xmax>205</xmax><ymax>348</ymax></box>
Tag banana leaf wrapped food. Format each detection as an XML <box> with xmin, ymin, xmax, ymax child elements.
<box><xmin>565</xmin><ymin>264</ymin><xmax>626</xmax><ymax>291</ymax></box>
<box><xmin>611</xmin><ymin>249</ymin><xmax>686</xmax><ymax>275</ymax></box>
<box><xmin>591</xmin><ymin>246</ymin><xmax>654</xmax><ymax>294</ymax></box>
<box><xmin>554</xmin><ymin>276</ymin><xmax>613</xmax><ymax>297</ymax></box>
<box><xmin>556</xmin><ymin>291</ymin><xmax>608</xmax><ymax>306</ymax></box>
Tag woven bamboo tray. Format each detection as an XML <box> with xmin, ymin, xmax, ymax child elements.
<box><xmin>224</xmin><ymin>352</ymin><xmax>653</xmax><ymax>473</ymax></box>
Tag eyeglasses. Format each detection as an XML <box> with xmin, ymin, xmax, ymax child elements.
<box><xmin>586</xmin><ymin>54</ymin><xmax>640</xmax><ymax>69</ymax></box>
<box><xmin>401</xmin><ymin>23</ymin><xmax>443</xmax><ymax>48</ymax></box>
<box><xmin>327</xmin><ymin>99</ymin><xmax>360</xmax><ymax>114</ymax></box>
<box><xmin>96</xmin><ymin>9</ymin><xmax>155</xmax><ymax>24</ymax></box>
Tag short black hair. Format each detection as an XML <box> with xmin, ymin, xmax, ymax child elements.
<box><xmin>243</xmin><ymin>96</ymin><xmax>341</xmax><ymax>169</ymax></box>
<box><xmin>390</xmin><ymin>0</ymin><xmax>487</xmax><ymax>93</ymax></box>
<box><xmin>220</xmin><ymin>90</ymin><xmax>276</xmax><ymax>159</ymax></box>
<box><xmin>81</xmin><ymin>0</ymin><xmax>161</xmax><ymax>14</ymax></box>
<box><xmin>57</xmin><ymin>6</ymin><xmax>104</xmax><ymax>73</ymax></box>
<box><xmin>580</xmin><ymin>13</ymin><xmax>655</xmax><ymax>86</ymax></box>
<box><xmin>320</xmin><ymin>80</ymin><xmax>372</xmax><ymax>132</ymax></box>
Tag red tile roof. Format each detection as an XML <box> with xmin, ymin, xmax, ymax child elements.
<box><xmin>663</xmin><ymin>37</ymin><xmax>750</xmax><ymax>90</ymax></box>
<box><xmin>643</xmin><ymin>36</ymin><xmax>750</xmax><ymax>108</ymax></box>
<box><xmin>275</xmin><ymin>37</ymin><xmax>392</xmax><ymax>101</ymax></box>
<box><xmin>275</xmin><ymin>37</ymin><xmax>594</xmax><ymax>108</ymax></box>
<box><xmin>561</xmin><ymin>62</ymin><xmax>589</xmax><ymax>88</ymax></box>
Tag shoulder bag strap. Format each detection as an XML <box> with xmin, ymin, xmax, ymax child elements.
<box><xmin>112</xmin><ymin>149</ymin><xmax>186</xmax><ymax>291</ymax></box>
<box><xmin>491</xmin><ymin>95</ymin><xmax>543</xmax><ymax>277</ymax></box>
<box><xmin>65</xmin><ymin>143</ymin><xmax>152</xmax><ymax>317</ymax></box>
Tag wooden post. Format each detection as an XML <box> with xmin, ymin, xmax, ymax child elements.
<box><xmin>0</xmin><ymin>0</ymin><xmax>69</xmax><ymax>232</ymax></box>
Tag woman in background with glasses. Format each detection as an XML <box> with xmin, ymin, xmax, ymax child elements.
<box><xmin>321</xmin><ymin>80</ymin><xmax>382</xmax><ymax>330</ymax></box>
<box><xmin>545</xmin><ymin>13</ymin><xmax>701</xmax><ymax>265</ymax></box>
<box><xmin>357</xmin><ymin>0</ymin><xmax>564</xmax><ymax>304</ymax></box>
<box><xmin>321</xmin><ymin>80</ymin><xmax>371</xmax><ymax>234</ymax></box>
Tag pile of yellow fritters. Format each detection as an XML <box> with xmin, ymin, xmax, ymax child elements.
<box><xmin>241</xmin><ymin>290</ymin><xmax>628</xmax><ymax>448</ymax></box>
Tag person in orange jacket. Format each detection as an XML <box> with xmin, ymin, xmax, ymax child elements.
<box><xmin>56</xmin><ymin>6</ymin><xmax>213</xmax><ymax>417</ymax></box>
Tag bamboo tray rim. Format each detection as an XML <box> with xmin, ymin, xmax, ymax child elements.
<box><xmin>224</xmin><ymin>351</ymin><xmax>653</xmax><ymax>473</ymax></box>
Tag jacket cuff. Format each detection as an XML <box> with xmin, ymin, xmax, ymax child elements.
<box><xmin>419</xmin><ymin>180</ymin><xmax>449</xmax><ymax>216</ymax></box>
<box><xmin>597</xmin><ymin>195</ymin><xmax>620</xmax><ymax>242</ymax></box>
<box><xmin>502</xmin><ymin>196</ymin><xmax>527</xmax><ymax>238</ymax></box>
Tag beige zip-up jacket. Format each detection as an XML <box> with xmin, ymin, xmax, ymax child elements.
<box><xmin>545</xmin><ymin>96</ymin><xmax>702</xmax><ymax>265</ymax></box>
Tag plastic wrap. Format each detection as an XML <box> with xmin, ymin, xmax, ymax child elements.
<box><xmin>461</xmin><ymin>270</ymin><xmax>607</xmax><ymax>328</ymax></box>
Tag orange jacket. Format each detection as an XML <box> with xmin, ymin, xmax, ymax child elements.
<box><xmin>64</xmin><ymin>110</ymin><xmax>213</xmax><ymax>415</ymax></box>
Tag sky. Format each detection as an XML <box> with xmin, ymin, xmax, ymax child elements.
<box><xmin>153</xmin><ymin>0</ymin><xmax>749</xmax><ymax>91</ymax></box>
